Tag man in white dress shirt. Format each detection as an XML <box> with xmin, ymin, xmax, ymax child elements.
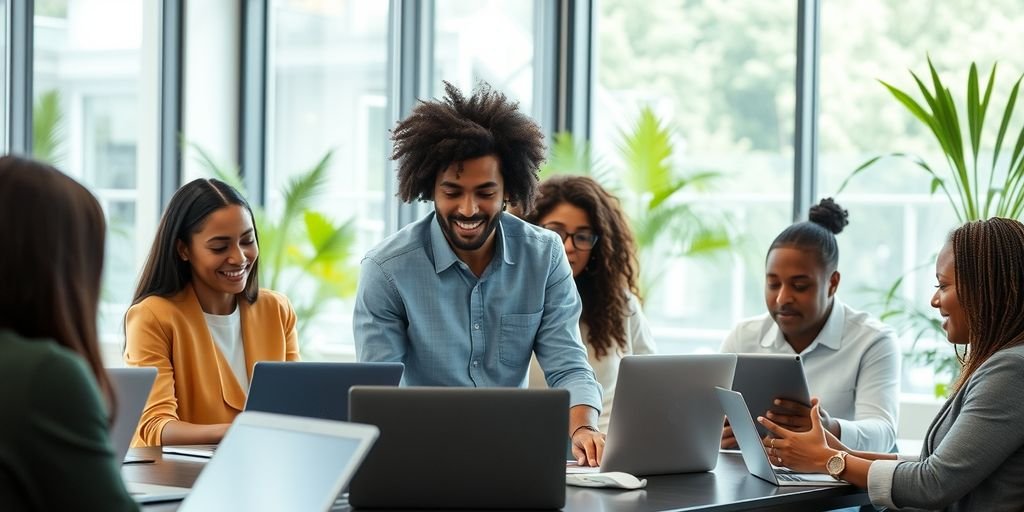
<box><xmin>721</xmin><ymin>199</ymin><xmax>900</xmax><ymax>453</ymax></box>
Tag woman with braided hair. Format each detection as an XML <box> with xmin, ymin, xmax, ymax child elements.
<box><xmin>760</xmin><ymin>217</ymin><xmax>1024</xmax><ymax>510</ymax></box>
<box><xmin>721</xmin><ymin>198</ymin><xmax>901</xmax><ymax>453</ymax></box>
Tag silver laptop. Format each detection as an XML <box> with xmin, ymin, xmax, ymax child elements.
<box><xmin>107</xmin><ymin>367</ymin><xmax>192</xmax><ymax>503</ymax></box>
<box><xmin>162</xmin><ymin>362</ymin><xmax>402</xmax><ymax>459</ymax></box>
<box><xmin>600</xmin><ymin>354</ymin><xmax>738</xmax><ymax>475</ymax></box>
<box><xmin>178</xmin><ymin>411</ymin><xmax>379</xmax><ymax>511</ymax></box>
<box><xmin>348</xmin><ymin>387</ymin><xmax>568</xmax><ymax>509</ymax></box>
<box><xmin>731</xmin><ymin>354</ymin><xmax>811</xmax><ymax>438</ymax></box>
<box><xmin>716</xmin><ymin>386</ymin><xmax>847</xmax><ymax>487</ymax></box>
<box><xmin>106</xmin><ymin>367</ymin><xmax>157</xmax><ymax>463</ymax></box>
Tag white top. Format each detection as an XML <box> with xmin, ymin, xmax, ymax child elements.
<box><xmin>203</xmin><ymin>307</ymin><xmax>248</xmax><ymax>392</ymax></box>
<box><xmin>720</xmin><ymin>298</ymin><xmax>900</xmax><ymax>452</ymax></box>
<box><xmin>529</xmin><ymin>293</ymin><xmax>657</xmax><ymax>432</ymax></box>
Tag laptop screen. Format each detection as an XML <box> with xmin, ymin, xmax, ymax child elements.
<box><xmin>180</xmin><ymin>418</ymin><xmax>369</xmax><ymax>511</ymax></box>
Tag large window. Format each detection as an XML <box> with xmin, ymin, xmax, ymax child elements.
<box><xmin>32</xmin><ymin>0</ymin><xmax>160</xmax><ymax>359</ymax></box>
<box><xmin>432</xmin><ymin>0</ymin><xmax>539</xmax><ymax>120</ymax></box>
<box><xmin>15</xmin><ymin>0</ymin><xmax>1019</xmax><ymax>402</ymax></box>
<box><xmin>593</xmin><ymin>0</ymin><xmax>797</xmax><ymax>353</ymax></box>
<box><xmin>819</xmin><ymin>0</ymin><xmax>1024</xmax><ymax>394</ymax></box>
<box><xmin>265</xmin><ymin>0</ymin><xmax>390</xmax><ymax>353</ymax></box>
<box><xmin>0</xmin><ymin>0</ymin><xmax>7</xmax><ymax>150</ymax></box>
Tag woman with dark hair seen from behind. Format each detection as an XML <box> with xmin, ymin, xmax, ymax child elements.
<box><xmin>124</xmin><ymin>178</ymin><xmax>299</xmax><ymax>447</ymax></box>
<box><xmin>721</xmin><ymin>198</ymin><xmax>900</xmax><ymax>453</ymax></box>
<box><xmin>762</xmin><ymin>217</ymin><xmax>1024</xmax><ymax>510</ymax></box>
<box><xmin>0</xmin><ymin>155</ymin><xmax>138</xmax><ymax>510</ymax></box>
<box><xmin>525</xmin><ymin>175</ymin><xmax>656</xmax><ymax>431</ymax></box>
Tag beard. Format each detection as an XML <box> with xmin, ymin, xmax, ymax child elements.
<box><xmin>437</xmin><ymin>208</ymin><xmax>502</xmax><ymax>252</ymax></box>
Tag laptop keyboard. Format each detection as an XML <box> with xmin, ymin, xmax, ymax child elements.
<box><xmin>329</xmin><ymin>492</ymin><xmax>348</xmax><ymax>511</ymax></box>
<box><xmin>775</xmin><ymin>467</ymin><xmax>811</xmax><ymax>482</ymax></box>
<box><xmin>775</xmin><ymin>471</ymin><xmax>804</xmax><ymax>482</ymax></box>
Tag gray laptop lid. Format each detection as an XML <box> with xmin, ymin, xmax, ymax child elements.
<box><xmin>106</xmin><ymin>367</ymin><xmax>157</xmax><ymax>463</ymax></box>
<box><xmin>601</xmin><ymin>354</ymin><xmax>737</xmax><ymax>476</ymax></box>
<box><xmin>716</xmin><ymin>386</ymin><xmax>843</xmax><ymax>487</ymax></box>
<box><xmin>348</xmin><ymin>387</ymin><xmax>568</xmax><ymax>510</ymax></box>
<box><xmin>179</xmin><ymin>411</ymin><xmax>379</xmax><ymax>512</ymax></box>
<box><xmin>731</xmin><ymin>354</ymin><xmax>811</xmax><ymax>438</ymax></box>
<box><xmin>245</xmin><ymin>362</ymin><xmax>403</xmax><ymax>421</ymax></box>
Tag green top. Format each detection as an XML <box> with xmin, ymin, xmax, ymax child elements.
<box><xmin>0</xmin><ymin>328</ymin><xmax>138</xmax><ymax>511</ymax></box>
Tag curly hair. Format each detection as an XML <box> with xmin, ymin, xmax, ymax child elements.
<box><xmin>949</xmin><ymin>217</ymin><xmax>1024</xmax><ymax>391</ymax></box>
<box><xmin>391</xmin><ymin>81</ymin><xmax>546</xmax><ymax>213</ymax></box>
<box><xmin>526</xmin><ymin>176</ymin><xmax>640</xmax><ymax>359</ymax></box>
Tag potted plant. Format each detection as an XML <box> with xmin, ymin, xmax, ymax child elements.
<box><xmin>840</xmin><ymin>58</ymin><xmax>1024</xmax><ymax>396</ymax></box>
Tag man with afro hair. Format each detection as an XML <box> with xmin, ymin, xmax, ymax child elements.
<box><xmin>353</xmin><ymin>82</ymin><xmax>605</xmax><ymax>466</ymax></box>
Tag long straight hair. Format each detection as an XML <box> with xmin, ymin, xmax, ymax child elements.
<box><xmin>132</xmin><ymin>178</ymin><xmax>260</xmax><ymax>306</ymax></box>
<box><xmin>0</xmin><ymin>155</ymin><xmax>115</xmax><ymax>417</ymax></box>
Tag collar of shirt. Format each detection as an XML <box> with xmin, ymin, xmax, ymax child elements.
<box><xmin>760</xmin><ymin>297</ymin><xmax>847</xmax><ymax>354</ymax></box>
<box><xmin>429</xmin><ymin>212</ymin><xmax>517</xmax><ymax>275</ymax></box>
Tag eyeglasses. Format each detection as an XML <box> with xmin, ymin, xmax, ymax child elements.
<box><xmin>542</xmin><ymin>224</ymin><xmax>599</xmax><ymax>251</ymax></box>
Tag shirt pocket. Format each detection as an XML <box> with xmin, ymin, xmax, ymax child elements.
<box><xmin>499</xmin><ymin>311</ymin><xmax>543</xmax><ymax>367</ymax></box>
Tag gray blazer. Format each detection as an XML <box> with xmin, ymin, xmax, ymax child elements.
<box><xmin>867</xmin><ymin>344</ymin><xmax>1024</xmax><ymax>511</ymax></box>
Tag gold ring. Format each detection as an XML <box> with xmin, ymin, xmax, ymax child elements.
<box><xmin>770</xmin><ymin>438</ymin><xmax>776</xmax><ymax>448</ymax></box>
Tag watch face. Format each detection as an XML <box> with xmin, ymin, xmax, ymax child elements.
<box><xmin>827</xmin><ymin>455</ymin><xmax>844</xmax><ymax>474</ymax></box>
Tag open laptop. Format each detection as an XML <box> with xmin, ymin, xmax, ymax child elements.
<box><xmin>348</xmin><ymin>387</ymin><xmax>568</xmax><ymax>509</ymax></box>
<box><xmin>107</xmin><ymin>367</ymin><xmax>192</xmax><ymax>503</ymax></box>
<box><xmin>599</xmin><ymin>354</ymin><xmax>737</xmax><ymax>476</ymax></box>
<box><xmin>246</xmin><ymin>361</ymin><xmax>404</xmax><ymax>420</ymax></box>
<box><xmin>176</xmin><ymin>411</ymin><xmax>379</xmax><ymax>511</ymax></box>
<box><xmin>107</xmin><ymin>367</ymin><xmax>157</xmax><ymax>464</ymax></box>
<box><xmin>162</xmin><ymin>361</ymin><xmax>402</xmax><ymax>458</ymax></box>
<box><xmin>731</xmin><ymin>354</ymin><xmax>811</xmax><ymax>438</ymax></box>
<box><xmin>716</xmin><ymin>386</ymin><xmax>847</xmax><ymax>487</ymax></box>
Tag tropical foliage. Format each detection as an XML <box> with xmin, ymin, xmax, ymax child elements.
<box><xmin>33</xmin><ymin>90</ymin><xmax>65</xmax><ymax>165</ymax></box>
<box><xmin>840</xmin><ymin>58</ymin><xmax>1024</xmax><ymax>220</ymax></box>
<box><xmin>840</xmin><ymin>58</ymin><xmax>1024</xmax><ymax>396</ymax></box>
<box><xmin>190</xmin><ymin>143</ymin><xmax>359</xmax><ymax>343</ymax></box>
<box><xmin>539</xmin><ymin>106</ymin><xmax>732</xmax><ymax>294</ymax></box>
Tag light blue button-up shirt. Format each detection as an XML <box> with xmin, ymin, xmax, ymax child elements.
<box><xmin>353</xmin><ymin>211</ymin><xmax>602</xmax><ymax>411</ymax></box>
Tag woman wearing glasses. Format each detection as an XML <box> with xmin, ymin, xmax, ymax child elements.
<box><xmin>524</xmin><ymin>175</ymin><xmax>656</xmax><ymax>431</ymax></box>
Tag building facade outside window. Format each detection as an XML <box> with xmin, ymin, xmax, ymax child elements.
<box><xmin>32</xmin><ymin>0</ymin><xmax>160</xmax><ymax>363</ymax></box>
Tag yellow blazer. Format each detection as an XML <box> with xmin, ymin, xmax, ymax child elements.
<box><xmin>124</xmin><ymin>284</ymin><xmax>299</xmax><ymax>446</ymax></box>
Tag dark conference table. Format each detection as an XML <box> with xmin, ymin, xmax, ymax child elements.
<box><xmin>127</xmin><ymin>447</ymin><xmax>869</xmax><ymax>511</ymax></box>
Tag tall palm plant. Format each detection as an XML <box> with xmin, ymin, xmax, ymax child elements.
<box><xmin>190</xmin><ymin>143</ymin><xmax>359</xmax><ymax>341</ymax></box>
<box><xmin>840</xmin><ymin>58</ymin><xmax>1024</xmax><ymax>220</ymax></box>
<box><xmin>839</xmin><ymin>58</ymin><xmax>1024</xmax><ymax>395</ymax></box>
<box><xmin>540</xmin><ymin>106</ymin><xmax>731</xmax><ymax>295</ymax></box>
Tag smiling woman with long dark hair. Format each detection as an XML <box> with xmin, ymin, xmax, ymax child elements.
<box><xmin>124</xmin><ymin>178</ymin><xmax>299</xmax><ymax>447</ymax></box>
<box><xmin>0</xmin><ymin>155</ymin><xmax>137</xmax><ymax>510</ymax></box>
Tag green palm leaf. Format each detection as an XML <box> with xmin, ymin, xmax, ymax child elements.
<box><xmin>186</xmin><ymin>142</ymin><xmax>358</xmax><ymax>348</ymax></box>
<box><xmin>32</xmin><ymin>90</ymin><xmax>65</xmax><ymax>165</ymax></box>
